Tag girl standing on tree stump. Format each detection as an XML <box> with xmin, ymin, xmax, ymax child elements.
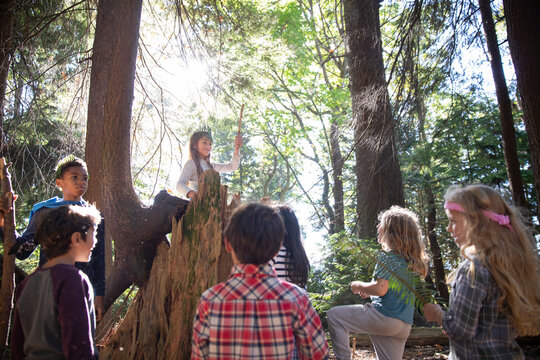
<box><xmin>176</xmin><ymin>130</ymin><xmax>243</xmax><ymax>199</ymax></box>
<box><xmin>423</xmin><ymin>184</ymin><xmax>540</xmax><ymax>359</ymax></box>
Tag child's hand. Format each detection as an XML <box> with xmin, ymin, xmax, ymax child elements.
<box><xmin>95</xmin><ymin>296</ymin><xmax>104</xmax><ymax>322</ymax></box>
<box><xmin>351</xmin><ymin>281</ymin><xmax>368</xmax><ymax>297</ymax></box>
<box><xmin>0</xmin><ymin>193</ymin><xmax>17</xmax><ymax>213</ymax></box>
<box><xmin>357</xmin><ymin>290</ymin><xmax>369</xmax><ymax>298</ymax></box>
<box><xmin>423</xmin><ymin>303</ymin><xmax>444</xmax><ymax>325</ymax></box>
<box><xmin>234</xmin><ymin>135</ymin><xmax>243</xmax><ymax>154</ymax></box>
<box><xmin>187</xmin><ymin>190</ymin><xmax>196</xmax><ymax>199</ymax></box>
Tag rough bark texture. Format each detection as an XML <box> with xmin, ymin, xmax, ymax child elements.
<box><xmin>84</xmin><ymin>0</ymin><xmax>125</xmax><ymax>289</ymax></box>
<box><xmin>84</xmin><ymin>0</ymin><xmax>117</xmax><ymax>206</ymax></box>
<box><xmin>85</xmin><ymin>0</ymin><xmax>189</xmax><ymax>313</ymax></box>
<box><xmin>503</xmin><ymin>0</ymin><xmax>540</xmax><ymax>217</ymax></box>
<box><xmin>0</xmin><ymin>158</ymin><xmax>16</xmax><ymax>356</ymax></box>
<box><xmin>100</xmin><ymin>170</ymin><xmax>234</xmax><ymax>360</ymax></box>
<box><xmin>0</xmin><ymin>0</ymin><xmax>16</xmax><ymax>150</ymax></box>
<box><xmin>479</xmin><ymin>0</ymin><xmax>527</xmax><ymax>210</ymax></box>
<box><xmin>344</xmin><ymin>0</ymin><xmax>404</xmax><ymax>239</ymax></box>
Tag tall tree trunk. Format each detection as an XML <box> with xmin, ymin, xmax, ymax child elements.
<box><xmin>0</xmin><ymin>158</ymin><xmax>16</xmax><ymax>356</ymax></box>
<box><xmin>85</xmin><ymin>0</ymin><xmax>118</xmax><ymax>279</ymax></box>
<box><xmin>0</xmin><ymin>0</ymin><xmax>16</xmax><ymax>152</ymax></box>
<box><xmin>479</xmin><ymin>0</ymin><xmax>527</xmax><ymax>210</ymax></box>
<box><xmin>330</xmin><ymin>120</ymin><xmax>345</xmax><ymax>233</ymax></box>
<box><xmin>85</xmin><ymin>0</ymin><xmax>188</xmax><ymax>312</ymax></box>
<box><xmin>502</xmin><ymin>0</ymin><xmax>540</xmax><ymax>217</ymax></box>
<box><xmin>85</xmin><ymin>0</ymin><xmax>117</xmax><ymax>208</ymax></box>
<box><xmin>100</xmin><ymin>170</ymin><xmax>234</xmax><ymax>360</ymax></box>
<box><xmin>344</xmin><ymin>0</ymin><xmax>404</xmax><ymax>239</ymax></box>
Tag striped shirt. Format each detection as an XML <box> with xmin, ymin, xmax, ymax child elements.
<box><xmin>443</xmin><ymin>257</ymin><xmax>523</xmax><ymax>359</ymax></box>
<box><xmin>191</xmin><ymin>263</ymin><xmax>329</xmax><ymax>360</ymax></box>
<box><xmin>270</xmin><ymin>245</ymin><xmax>292</xmax><ymax>282</ymax></box>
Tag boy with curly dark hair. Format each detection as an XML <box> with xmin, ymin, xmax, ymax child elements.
<box><xmin>11</xmin><ymin>205</ymin><xmax>101</xmax><ymax>359</ymax></box>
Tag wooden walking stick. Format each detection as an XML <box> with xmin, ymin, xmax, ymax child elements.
<box><xmin>238</xmin><ymin>104</ymin><xmax>244</xmax><ymax>194</ymax></box>
<box><xmin>238</xmin><ymin>104</ymin><xmax>244</xmax><ymax>135</ymax></box>
<box><xmin>0</xmin><ymin>158</ymin><xmax>17</xmax><ymax>357</ymax></box>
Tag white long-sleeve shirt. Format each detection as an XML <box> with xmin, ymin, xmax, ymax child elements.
<box><xmin>176</xmin><ymin>154</ymin><xmax>240</xmax><ymax>197</ymax></box>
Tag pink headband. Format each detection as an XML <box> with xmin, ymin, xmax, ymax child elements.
<box><xmin>444</xmin><ymin>202</ymin><xmax>513</xmax><ymax>230</ymax></box>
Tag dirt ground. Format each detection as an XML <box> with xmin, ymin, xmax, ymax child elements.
<box><xmin>329</xmin><ymin>344</ymin><xmax>540</xmax><ymax>359</ymax></box>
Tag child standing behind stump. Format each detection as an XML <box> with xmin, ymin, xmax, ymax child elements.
<box><xmin>1</xmin><ymin>155</ymin><xmax>106</xmax><ymax>321</ymax></box>
<box><xmin>270</xmin><ymin>204</ymin><xmax>310</xmax><ymax>288</ymax></box>
<box><xmin>11</xmin><ymin>205</ymin><xmax>101</xmax><ymax>360</ymax></box>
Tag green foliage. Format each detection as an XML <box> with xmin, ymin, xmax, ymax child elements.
<box><xmin>2</xmin><ymin>0</ymin><xmax>90</xmax><ymax>228</ymax></box>
<box><xmin>105</xmin><ymin>285</ymin><xmax>140</xmax><ymax>330</ymax></box>
<box><xmin>308</xmin><ymin>232</ymin><xmax>377</xmax><ymax>324</ymax></box>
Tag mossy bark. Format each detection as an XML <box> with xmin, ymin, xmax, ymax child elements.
<box><xmin>100</xmin><ymin>170</ymin><xmax>235</xmax><ymax>360</ymax></box>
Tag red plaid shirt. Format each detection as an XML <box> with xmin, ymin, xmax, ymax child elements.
<box><xmin>191</xmin><ymin>264</ymin><xmax>329</xmax><ymax>360</ymax></box>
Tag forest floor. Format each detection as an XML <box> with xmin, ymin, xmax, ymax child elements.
<box><xmin>329</xmin><ymin>344</ymin><xmax>540</xmax><ymax>359</ymax></box>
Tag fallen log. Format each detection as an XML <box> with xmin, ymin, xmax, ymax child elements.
<box><xmin>351</xmin><ymin>327</ymin><xmax>449</xmax><ymax>346</ymax></box>
<box><xmin>352</xmin><ymin>328</ymin><xmax>540</xmax><ymax>347</ymax></box>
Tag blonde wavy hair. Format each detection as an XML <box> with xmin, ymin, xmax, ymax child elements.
<box><xmin>378</xmin><ymin>206</ymin><xmax>429</xmax><ymax>278</ymax></box>
<box><xmin>445</xmin><ymin>184</ymin><xmax>540</xmax><ymax>336</ymax></box>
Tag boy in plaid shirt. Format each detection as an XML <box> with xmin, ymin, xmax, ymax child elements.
<box><xmin>191</xmin><ymin>202</ymin><xmax>329</xmax><ymax>360</ymax></box>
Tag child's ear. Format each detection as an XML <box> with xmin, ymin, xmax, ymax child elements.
<box><xmin>70</xmin><ymin>231</ymin><xmax>83</xmax><ymax>246</ymax></box>
<box><xmin>55</xmin><ymin>178</ymin><xmax>63</xmax><ymax>190</ymax></box>
<box><xmin>224</xmin><ymin>238</ymin><xmax>233</xmax><ymax>253</ymax></box>
<box><xmin>273</xmin><ymin>242</ymin><xmax>283</xmax><ymax>258</ymax></box>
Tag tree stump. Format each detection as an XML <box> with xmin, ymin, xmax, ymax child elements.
<box><xmin>100</xmin><ymin>170</ymin><xmax>236</xmax><ymax>359</ymax></box>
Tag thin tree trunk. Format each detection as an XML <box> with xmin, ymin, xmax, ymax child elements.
<box><xmin>344</xmin><ymin>0</ymin><xmax>404</xmax><ymax>239</ymax></box>
<box><xmin>502</xmin><ymin>0</ymin><xmax>540</xmax><ymax>217</ymax></box>
<box><xmin>0</xmin><ymin>158</ymin><xmax>16</xmax><ymax>356</ymax></box>
<box><xmin>425</xmin><ymin>183</ymin><xmax>449</xmax><ymax>303</ymax></box>
<box><xmin>479</xmin><ymin>0</ymin><xmax>527</xmax><ymax>210</ymax></box>
<box><xmin>100</xmin><ymin>170</ymin><xmax>233</xmax><ymax>360</ymax></box>
<box><xmin>330</xmin><ymin>120</ymin><xmax>345</xmax><ymax>233</ymax></box>
<box><xmin>413</xmin><ymin>65</ymin><xmax>449</xmax><ymax>303</ymax></box>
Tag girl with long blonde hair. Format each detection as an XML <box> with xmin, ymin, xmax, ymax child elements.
<box><xmin>327</xmin><ymin>206</ymin><xmax>429</xmax><ymax>360</ymax></box>
<box><xmin>424</xmin><ymin>184</ymin><xmax>540</xmax><ymax>359</ymax></box>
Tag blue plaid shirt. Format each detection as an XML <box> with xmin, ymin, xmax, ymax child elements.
<box><xmin>443</xmin><ymin>257</ymin><xmax>523</xmax><ymax>359</ymax></box>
